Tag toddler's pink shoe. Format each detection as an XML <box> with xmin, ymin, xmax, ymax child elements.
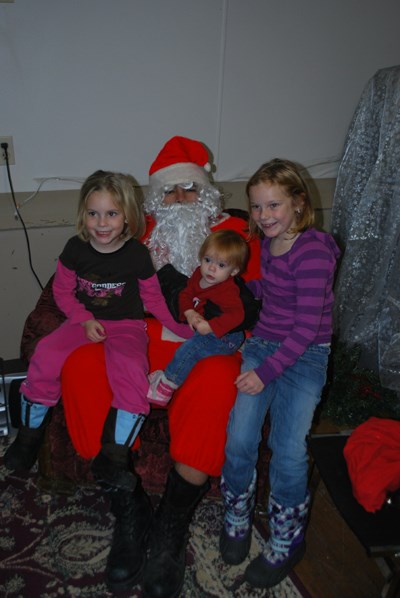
<box><xmin>147</xmin><ymin>370</ymin><xmax>177</xmax><ymax>406</ymax></box>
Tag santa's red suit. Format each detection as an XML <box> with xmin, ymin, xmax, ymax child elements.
<box><xmin>61</xmin><ymin>211</ymin><xmax>260</xmax><ymax>476</ymax></box>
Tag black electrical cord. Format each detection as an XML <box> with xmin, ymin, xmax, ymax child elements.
<box><xmin>1</xmin><ymin>143</ymin><xmax>44</xmax><ymax>291</ymax></box>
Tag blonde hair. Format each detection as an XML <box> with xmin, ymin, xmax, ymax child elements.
<box><xmin>76</xmin><ymin>170</ymin><xmax>145</xmax><ymax>242</ymax></box>
<box><xmin>246</xmin><ymin>158</ymin><xmax>315</xmax><ymax>237</ymax></box>
<box><xmin>199</xmin><ymin>229</ymin><xmax>249</xmax><ymax>274</ymax></box>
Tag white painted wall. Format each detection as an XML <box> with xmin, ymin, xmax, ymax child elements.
<box><xmin>1</xmin><ymin>0</ymin><xmax>399</xmax><ymax>194</ymax></box>
<box><xmin>1</xmin><ymin>0</ymin><xmax>400</xmax><ymax>359</ymax></box>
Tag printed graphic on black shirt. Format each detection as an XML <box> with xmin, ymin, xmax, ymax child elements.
<box><xmin>76</xmin><ymin>274</ymin><xmax>126</xmax><ymax>307</ymax></box>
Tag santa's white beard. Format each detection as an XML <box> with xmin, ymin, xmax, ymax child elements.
<box><xmin>146</xmin><ymin>201</ymin><xmax>218</xmax><ymax>276</ymax></box>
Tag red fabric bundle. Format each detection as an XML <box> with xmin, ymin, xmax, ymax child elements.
<box><xmin>343</xmin><ymin>417</ymin><xmax>400</xmax><ymax>512</ymax></box>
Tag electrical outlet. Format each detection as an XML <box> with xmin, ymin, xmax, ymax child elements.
<box><xmin>0</xmin><ymin>136</ymin><xmax>15</xmax><ymax>166</ymax></box>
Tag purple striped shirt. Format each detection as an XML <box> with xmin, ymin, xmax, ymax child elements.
<box><xmin>247</xmin><ymin>228</ymin><xmax>340</xmax><ymax>386</ymax></box>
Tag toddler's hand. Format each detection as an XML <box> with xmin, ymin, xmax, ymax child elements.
<box><xmin>82</xmin><ymin>319</ymin><xmax>107</xmax><ymax>342</ymax></box>
<box><xmin>184</xmin><ymin>309</ymin><xmax>204</xmax><ymax>331</ymax></box>
<box><xmin>195</xmin><ymin>319</ymin><xmax>212</xmax><ymax>335</ymax></box>
<box><xmin>235</xmin><ymin>370</ymin><xmax>264</xmax><ymax>395</ymax></box>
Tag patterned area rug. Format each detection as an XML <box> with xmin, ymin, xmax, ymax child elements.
<box><xmin>0</xmin><ymin>438</ymin><xmax>307</xmax><ymax>597</ymax></box>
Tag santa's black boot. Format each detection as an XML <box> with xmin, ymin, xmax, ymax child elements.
<box><xmin>4</xmin><ymin>397</ymin><xmax>50</xmax><ymax>472</ymax></box>
<box><xmin>106</xmin><ymin>478</ymin><xmax>153</xmax><ymax>592</ymax></box>
<box><xmin>143</xmin><ymin>468</ymin><xmax>210</xmax><ymax>598</ymax></box>
<box><xmin>91</xmin><ymin>406</ymin><xmax>151</xmax><ymax>591</ymax></box>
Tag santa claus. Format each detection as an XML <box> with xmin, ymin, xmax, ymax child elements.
<box><xmin>47</xmin><ymin>137</ymin><xmax>261</xmax><ymax>597</ymax></box>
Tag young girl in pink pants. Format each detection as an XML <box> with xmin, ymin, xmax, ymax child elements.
<box><xmin>4</xmin><ymin>169</ymin><xmax>191</xmax><ymax>592</ymax></box>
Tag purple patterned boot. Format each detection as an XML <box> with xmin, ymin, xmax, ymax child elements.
<box><xmin>245</xmin><ymin>491</ymin><xmax>310</xmax><ymax>588</ymax></box>
<box><xmin>219</xmin><ymin>472</ymin><xmax>256</xmax><ymax>565</ymax></box>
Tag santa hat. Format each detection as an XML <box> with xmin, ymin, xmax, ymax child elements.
<box><xmin>148</xmin><ymin>136</ymin><xmax>212</xmax><ymax>190</ymax></box>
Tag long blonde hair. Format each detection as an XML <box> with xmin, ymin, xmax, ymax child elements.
<box><xmin>246</xmin><ymin>159</ymin><xmax>314</xmax><ymax>237</ymax></box>
<box><xmin>76</xmin><ymin>170</ymin><xmax>145</xmax><ymax>241</ymax></box>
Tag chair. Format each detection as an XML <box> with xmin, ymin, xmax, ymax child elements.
<box><xmin>308</xmin><ymin>433</ymin><xmax>400</xmax><ymax>597</ymax></box>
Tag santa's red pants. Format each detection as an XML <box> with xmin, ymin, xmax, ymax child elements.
<box><xmin>61</xmin><ymin>318</ymin><xmax>241</xmax><ymax>477</ymax></box>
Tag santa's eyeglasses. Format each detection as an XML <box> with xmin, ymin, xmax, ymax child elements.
<box><xmin>163</xmin><ymin>183</ymin><xmax>198</xmax><ymax>194</ymax></box>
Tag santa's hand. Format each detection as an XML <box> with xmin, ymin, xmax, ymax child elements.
<box><xmin>82</xmin><ymin>319</ymin><xmax>107</xmax><ymax>342</ymax></box>
<box><xmin>235</xmin><ymin>370</ymin><xmax>264</xmax><ymax>395</ymax></box>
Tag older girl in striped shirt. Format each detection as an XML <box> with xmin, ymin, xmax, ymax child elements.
<box><xmin>219</xmin><ymin>159</ymin><xmax>340</xmax><ymax>589</ymax></box>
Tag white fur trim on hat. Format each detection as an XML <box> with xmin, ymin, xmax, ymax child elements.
<box><xmin>149</xmin><ymin>162</ymin><xmax>211</xmax><ymax>190</ymax></box>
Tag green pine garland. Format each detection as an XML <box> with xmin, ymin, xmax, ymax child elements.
<box><xmin>321</xmin><ymin>340</ymin><xmax>400</xmax><ymax>427</ymax></box>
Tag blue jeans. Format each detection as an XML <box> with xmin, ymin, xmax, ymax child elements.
<box><xmin>222</xmin><ymin>337</ymin><xmax>330</xmax><ymax>507</ymax></box>
<box><xmin>165</xmin><ymin>330</ymin><xmax>244</xmax><ymax>387</ymax></box>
